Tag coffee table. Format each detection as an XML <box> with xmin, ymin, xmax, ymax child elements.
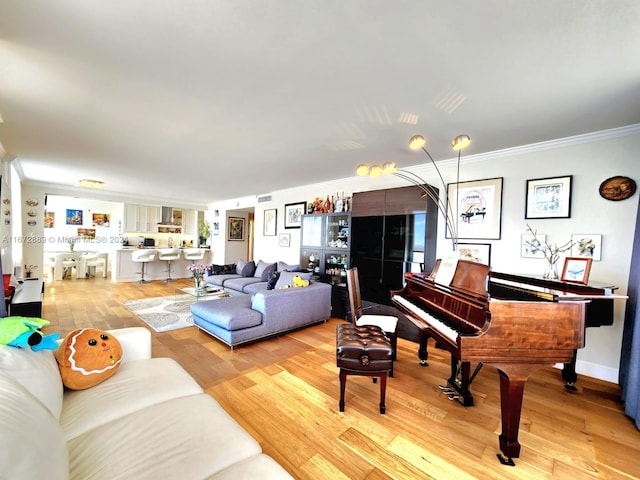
<box><xmin>176</xmin><ymin>286</ymin><xmax>229</xmax><ymax>302</ymax></box>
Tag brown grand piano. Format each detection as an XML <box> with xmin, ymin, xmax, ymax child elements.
<box><xmin>391</xmin><ymin>259</ymin><xmax>596</xmax><ymax>465</ymax></box>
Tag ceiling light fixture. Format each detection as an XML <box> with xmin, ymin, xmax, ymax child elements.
<box><xmin>356</xmin><ymin>134</ymin><xmax>471</xmax><ymax>249</ymax></box>
<box><xmin>79</xmin><ymin>179</ymin><xmax>104</xmax><ymax>188</ymax></box>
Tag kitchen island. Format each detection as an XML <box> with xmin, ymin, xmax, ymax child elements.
<box><xmin>113</xmin><ymin>248</ymin><xmax>211</xmax><ymax>282</ymax></box>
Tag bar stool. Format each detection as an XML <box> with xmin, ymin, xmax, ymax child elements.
<box><xmin>131</xmin><ymin>249</ymin><xmax>157</xmax><ymax>283</ymax></box>
<box><xmin>157</xmin><ymin>248</ymin><xmax>181</xmax><ymax>282</ymax></box>
<box><xmin>183</xmin><ymin>248</ymin><xmax>205</xmax><ymax>263</ymax></box>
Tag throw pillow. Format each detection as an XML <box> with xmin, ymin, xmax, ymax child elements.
<box><xmin>275</xmin><ymin>271</ymin><xmax>313</xmax><ymax>289</ymax></box>
<box><xmin>254</xmin><ymin>260</ymin><xmax>277</xmax><ymax>281</ymax></box>
<box><xmin>236</xmin><ymin>259</ymin><xmax>247</xmax><ymax>275</ymax></box>
<box><xmin>277</xmin><ymin>261</ymin><xmax>300</xmax><ymax>272</ymax></box>
<box><xmin>208</xmin><ymin>264</ymin><xmax>225</xmax><ymax>275</ymax></box>
<box><xmin>240</xmin><ymin>260</ymin><xmax>256</xmax><ymax>277</ymax></box>
<box><xmin>55</xmin><ymin>328</ymin><xmax>123</xmax><ymax>390</ymax></box>
<box><xmin>266</xmin><ymin>271</ymin><xmax>280</xmax><ymax>290</ymax></box>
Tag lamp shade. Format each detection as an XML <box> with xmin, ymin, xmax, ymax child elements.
<box><xmin>451</xmin><ymin>134</ymin><xmax>471</xmax><ymax>150</ymax></box>
<box><xmin>356</xmin><ymin>164</ymin><xmax>371</xmax><ymax>176</ymax></box>
<box><xmin>408</xmin><ymin>135</ymin><xmax>426</xmax><ymax>150</ymax></box>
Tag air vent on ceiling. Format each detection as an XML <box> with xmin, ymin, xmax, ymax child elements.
<box><xmin>257</xmin><ymin>195</ymin><xmax>272</xmax><ymax>203</ymax></box>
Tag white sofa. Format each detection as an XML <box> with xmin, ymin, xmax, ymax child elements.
<box><xmin>0</xmin><ymin>327</ymin><xmax>293</xmax><ymax>480</ymax></box>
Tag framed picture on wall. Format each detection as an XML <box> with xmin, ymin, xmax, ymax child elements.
<box><xmin>263</xmin><ymin>209</ymin><xmax>277</xmax><ymax>236</ymax></box>
<box><xmin>279</xmin><ymin>233</ymin><xmax>291</xmax><ymax>247</ymax></box>
<box><xmin>284</xmin><ymin>202</ymin><xmax>306</xmax><ymax>229</ymax></box>
<box><xmin>228</xmin><ymin>217</ymin><xmax>245</xmax><ymax>241</ymax></box>
<box><xmin>447</xmin><ymin>177</ymin><xmax>503</xmax><ymax>240</ymax></box>
<box><xmin>525</xmin><ymin>175</ymin><xmax>572</xmax><ymax>219</ymax></box>
<box><xmin>66</xmin><ymin>209</ymin><xmax>83</xmax><ymax>225</ymax></box>
<box><xmin>92</xmin><ymin>213</ymin><xmax>110</xmax><ymax>227</ymax></box>
<box><xmin>571</xmin><ymin>234</ymin><xmax>602</xmax><ymax>261</ymax></box>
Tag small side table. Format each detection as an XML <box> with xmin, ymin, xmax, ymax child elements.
<box><xmin>10</xmin><ymin>278</ymin><xmax>44</xmax><ymax>317</ymax></box>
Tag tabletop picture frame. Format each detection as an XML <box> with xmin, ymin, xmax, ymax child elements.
<box><xmin>457</xmin><ymin>243</ymin><xmax>492</xmax><ymax>265</ymax></box>
<box><xmin>561</xmin><ymin>257</ymin><xmax>592</xmax><ymax>284</ymax></box>
<box><xmin>284</xmin><ymin>201</ymin><xmax>306</xmax><ymax>229</ymax></box>
<box><xmin>525</xmin><ymin>175</ymin><xmax>572</xmax><ymax>219</ymax></box>
<box><xmin>263</xmin><ymin>208</ymin><xmax>277</xmax><ymax>236</ymax></box>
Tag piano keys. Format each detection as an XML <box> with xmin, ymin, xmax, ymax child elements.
<box><xmin>392</xmin><ymin>260</ymin><xmax>591</xmax><ymax>464</ymax></box>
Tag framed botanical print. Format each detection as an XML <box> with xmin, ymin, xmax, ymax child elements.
<box><xmin>525</xmin><ymin>175</ymin><xmax>572</xmax><ymax>219</ymax></box>
<box><xmin>228</xmin><ymin>217</ymin><xmax>245</xmax><ymax>241</ymax></box>
<box><xmin>447</xmin><ymin>177</ymin><xmax>503</xmax><ymax>240</ymax></box>
<box><xmin>571</xmin><ymin>234</ymin><xmax>602</xmax><ymax>261</ymax></box>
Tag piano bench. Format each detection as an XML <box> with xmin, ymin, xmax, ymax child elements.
<box><xmin>336</xmin><ymin>323</ymin><xmax>393</xmax><ymax>414</ymax></box>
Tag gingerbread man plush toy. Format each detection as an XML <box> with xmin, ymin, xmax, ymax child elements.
<box><xmin>55</xmin><ymin>328</ymin><xmax>123</xmax><ymax>390</ymax></box>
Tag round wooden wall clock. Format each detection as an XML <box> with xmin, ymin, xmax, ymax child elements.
<box><xmin>599</xmin><ymin>176</ymin><xmax>636</xmax><ymax>201</ymax></box>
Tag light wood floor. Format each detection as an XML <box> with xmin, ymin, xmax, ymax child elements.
<box><xmin>42</xmin><ymin>276</ymin><xmax>640</xmax><ymax>479</ymax></box>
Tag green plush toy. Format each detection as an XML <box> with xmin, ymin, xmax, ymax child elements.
<box><xmin>0</xmin><ymin>316</ymin><xmax>60</xmax><ymax>351</ymax></box>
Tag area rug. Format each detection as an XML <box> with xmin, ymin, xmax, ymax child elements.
<box><xmin>122</xmin><ymin>294</ymin><xmax>200</xmax><ymax>333</ymax></box>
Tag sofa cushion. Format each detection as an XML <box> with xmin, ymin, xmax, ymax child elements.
<box><xmin>275</xmin><ymin>271</ymin><xmax>313</xmax><ymax>289</ymax></box>
<box><xmin>254</xmin><ymin>260</ymin><xmax>277</xmax><ymax>281</ymax></box>
<box><xmin>208</xmin><ymin>273</ymin><xmax>240</xmax><ymax>287</ymax></box>
<box><xmin>223</xmin><ymin>276</ymin><xmax>264</xmax><ymax>293</ymax></box>
<box><xmin>208</xmin><ymin>263</ymin><xmax>236</xmax><ymax>276</ymax></box>
<box><xmin>266</xmin><ymin>270</ymin><xmax>280</xmax><ymax>290</ymax></box>
<box><xmin>61</xmin><ymin>357</ymin><xmax>204</xmax><ymax>440</ymax></box>
<box><xmin>191</xmin><ymin>296</ymin><xmax>262</xmax><ymax>331</ymax></box>
<box><xmin>0</xmin><ymin>344</ymin><xmax>63</xmax><ymax>419</ymax></box>
<box><xmin>277</xmin><ymin>261</ymin><xmax>300</xmax><ymax>272</ymax></box>
<box><xmin>236</xmin><ymin>260</ymin><xmax>256</xmax><ymax>277</ymax></box>
<box><xmin>0</xmin><ymin>373</ymin><xmax>70</xmax><ymax>480</ymax></box>
<box><xmin>208</xmin><ymin>454</ymin><xmax>293</xmax><ymax>479</ymax></box>
<box><xmin>68</xmin><ymin>393</ymin><xmax>262</xmax><ymax>480</ymax></box>
<box><xmin>243</xmin><ymin>282</ymin><xmax>269</xmax><ymax>294</ymax></box>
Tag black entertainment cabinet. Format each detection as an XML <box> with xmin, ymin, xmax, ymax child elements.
<box><xmin>350</xmin><ymin>186</ymin><xmax>438</xmax><ymax>307</ymax></box>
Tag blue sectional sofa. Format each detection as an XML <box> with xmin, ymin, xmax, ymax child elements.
<box><xmin>191</xmin><ymin>260</ymin><xmax>332</xmax><ymax>348</ymax></box>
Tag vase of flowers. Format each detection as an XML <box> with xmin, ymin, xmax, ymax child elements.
<box><xmin>525</xmin><ymin>224</ymin><xmax>573</xmax><ymax>280</ymax></box>
<box><xmin>188</xmin><ymin>263</ymin><xmax>208</xmax><ymax>292</ymax></box>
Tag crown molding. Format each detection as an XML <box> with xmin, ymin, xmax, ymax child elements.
<box><xmin>459</xmin><ymin>123</ymin><xmax>640</xmax><ymax>165</ymax></box>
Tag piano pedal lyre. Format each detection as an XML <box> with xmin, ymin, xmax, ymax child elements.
<box><xmin>438</xmin><ymin>385</ymin><xmax>459</xmax><ymax>401</ymax></box>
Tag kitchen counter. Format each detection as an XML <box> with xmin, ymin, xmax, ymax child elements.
<box><xmin>113</xmin><ymin>248</ymin><xmax>211</xmax><ymax>282</ymax></box>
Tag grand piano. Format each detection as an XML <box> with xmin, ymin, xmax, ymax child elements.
<box><xmin>391</xmin><ymin>258</ymin><xmax>618</xmax><ymax>465</ymax></box>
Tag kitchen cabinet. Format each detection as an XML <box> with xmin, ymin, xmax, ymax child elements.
<box><xmin>123</xmin><ymin>204</ymin><xmax>160</xmax><ymax>233</ymax></box>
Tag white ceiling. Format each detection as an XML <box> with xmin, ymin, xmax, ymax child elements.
<box><xmin>1</xmin><ymin>0</ymin><xmax>639</xmax><ymax>207</ymax></box>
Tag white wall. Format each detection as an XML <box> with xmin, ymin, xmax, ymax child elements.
<box><xmin>209</xmin><ymin>127</ymin><xmax>640</xmax><ymax>383</ymax></box>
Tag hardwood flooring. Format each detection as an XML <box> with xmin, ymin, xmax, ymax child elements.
<box><xmin>42</xmin><ymin>276</ymin><xmax>640</xmax><ymax>479</ymax></box>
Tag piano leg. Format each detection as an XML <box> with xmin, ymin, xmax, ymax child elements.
<box><xmin>561</xmin><ymin>349</ymin><xmax>579</xmax><ymax>392</ymax></box>
<box><xmin>418</xmin><ymin>331</ymin><xmax>429</xmax><ymax>366</ymax></box>
<box><xmin>494</xmin><ymin>365</ymin><xmax>538</xmax><ymax>465</ymax></box>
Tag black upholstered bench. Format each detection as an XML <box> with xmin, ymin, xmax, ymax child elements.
<box><xmin>336</xmin><ymin>323</ymin><xmax>393</xmax><ymax>414</ymax></box>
